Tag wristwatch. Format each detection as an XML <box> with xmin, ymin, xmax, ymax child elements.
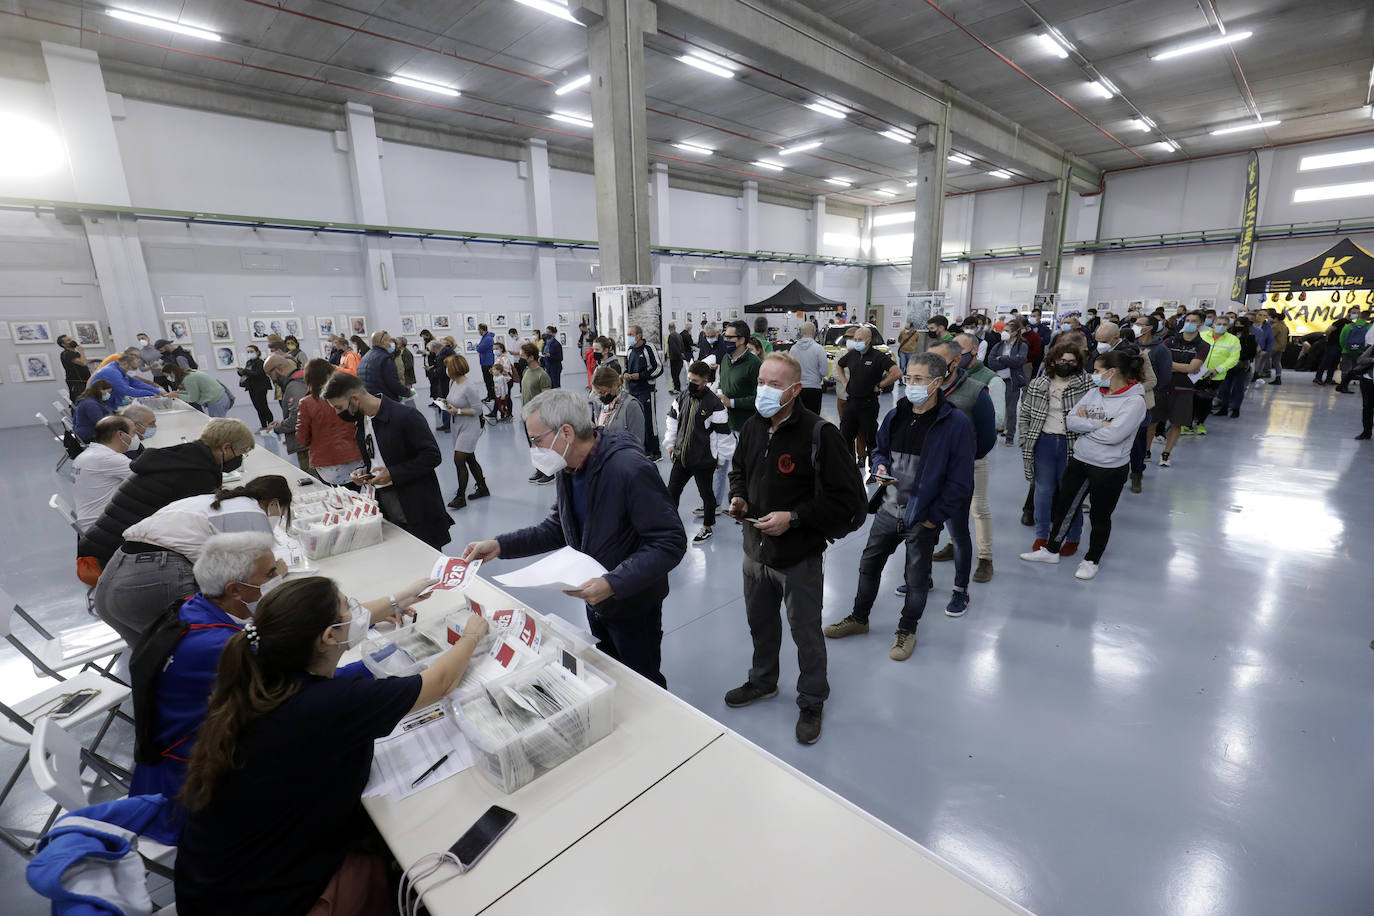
<box><xmin>789</xmin><ymin>511</ymin><xmax>799</xmax><ymax>529</ymax></box>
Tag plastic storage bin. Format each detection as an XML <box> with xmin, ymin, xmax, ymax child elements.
<box><xmin>359</xmin><ymin>621</ymin><xmax>449</xmax><ymax>678</ymax></box>
<box><xmin>453</xmin><ymin>657</ymin><xmax>616</xmax><ymax>793</ymax></box>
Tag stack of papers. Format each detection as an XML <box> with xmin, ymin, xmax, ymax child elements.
<box><xmin>492</xmin><ymin>546</ymin><xmax>608</xmax><ymax>591</ymax></box>
<box><xmin>460</xmin><ymin>663</ymin><xmax>600</xmax><ymax>770</ymax></box>
<box><xmin>364</xmin><ymin>704</ymin><xmax>476</xmax><ymax>799</ymax></box>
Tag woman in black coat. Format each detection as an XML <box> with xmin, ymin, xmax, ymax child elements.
<box><xmin>238</xmin><ymin>344</ymin><xmax>274</xmax><ymax>431</ymax></box>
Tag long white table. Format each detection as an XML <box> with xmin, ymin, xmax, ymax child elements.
<box><xmin>149</xmin><ymin>407</ymin><xmax>1029</xmax><ymax>915</ymax></box>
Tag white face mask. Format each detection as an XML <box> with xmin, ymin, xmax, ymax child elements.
<box><xmin>232</xmin><ymin>575</ymin><xmax>280</xmax><ymax>616</ymax></box>
<box><xmin>1097</xmin><ymin>341</ymin><xmax>1112</xmax><ymax>353</ymax></box>
<box><xmin>530</xmin><ymin>428</ymin><xmax>571</xmax><ymax>476</ymax></box>
<box><xmin>1000</xmin><ymin>330</ymin><xmax>1011</xmax><ymax>341</ymax></box>
<box><xmin>330</xmin><ymin>599</ymin><xmax>371</xmax><ymax>650</ymax></box>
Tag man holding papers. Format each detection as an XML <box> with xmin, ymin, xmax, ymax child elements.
<box><xmin>463</xmin><ymin>389</ymin><xmax>687</xmax><ymax>687</ymax></box>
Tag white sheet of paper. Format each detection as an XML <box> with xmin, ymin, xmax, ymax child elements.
<box><xmin>1187</xmin><ymin>369</ymin><xmax>1207</xmax><ymax>383</ymax></box>
<box><xmin>364</xmin><ymin>707</ymin><xmax>476</xmax><ymax>800</ymax></box>
<box><xmin>492</xmin><ymin>546</ymin><xmax>609</xmax><ymax>591</ymax></box>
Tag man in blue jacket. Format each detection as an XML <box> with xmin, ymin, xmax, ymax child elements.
<box><xmin>463</xmin><ymin>389</ymin><xmax>686</xmax><ymax>687</ymax></box>
<box><xmin>824</xmin><ymin>351</ymin><xmax>974</xmax><ymax>661</ymax></box>
<box><xmin>540</xmin><ymin>325</ymin><xmax>564</xmax><ymax>388</ymax></box>
<box><xmin>624</xmin><ymin>324</ymin><xmax>663</xmax><ymax>459</ymax></box>
<box><xmin>475</xmin><ymin>323</ymin><xmax>497</xmax><ymax>402</ymax></box>
<box><xmin>92</xmin><ymin>351</ymin><xmax>164</xmax><ymax>407</ymax></box>
<box><xmin>357</xmin><ymin>330</ymin><xmax>409</xmax><ymax>402</ymax></box>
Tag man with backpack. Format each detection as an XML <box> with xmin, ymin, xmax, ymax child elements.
<box><xmin>823</xmin><ymin>351</ymin><xmax>975</xmax><ymax>663</ymax></box>
<box><xmin>1335</xmin><ymin>309</ymin><xmax>1370</xmax><ymax>394</ymax></box>
<box><xmin>723</xmin><ymin>352</ymin><xmax>866</xmax><ymax>746</ymax></box>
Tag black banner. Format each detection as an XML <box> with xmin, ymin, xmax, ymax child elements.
<box><xmin>1231</xmin><ymin>150</ymin><xmax>1259</xmax><ymax>303</ymax></box>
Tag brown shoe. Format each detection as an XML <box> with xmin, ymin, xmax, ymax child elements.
<box><xmin>931</xmin><ymin>543</ymin><xmax>954</xmax><ymax>562</ymax></box>
<box><xmin>1061</xmin><ymin>541</ymin><xmax>1080</xmax><ymax>557</ymax></box>
<box><xmin>972</xmin><ymin>558</ymin><xmax>993</xmax><ymax>583</ymax></box>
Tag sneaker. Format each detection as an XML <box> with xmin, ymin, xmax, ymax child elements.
<box><xmin>1003</xmin><ymin>438</ymin><xmax>1015</xmax><ymax>446</ymax></box>
<box><xmin>945</xmin><ymin>590</ymin><xmax>969</xmax><ymax>617</ymax></box>
<box><xmin>1154</xmin><ymin>434</ymin><xmax>1166</xmax><ymax>444</ymax></box>
<box><xmin>796</xmin><ymin>707</ymin><xmax>823</xmax><ymax>745</ymax></box>
<box><xmin>469</xmin><ymin>485</ymin><xmax>490</xmax><ymax>500</ymax></box>
<box><xmin>1019</xmin><ymin>547</ymin><xmax>1060</xmax><ymax>564</ymax></box>
<box><xmin>1268</xmin><ymin>378</ymin><xmax>1281</xmax><ymax>386</ymax></box>
<box><xmin>1180</xmin><ymin>426</ymin><xmax>1195</xmax><ymax>436</ymax></box>
<box><xmin>895</xmin><ymin>584</ymin><xmax>906</xmax><ymax>597</ymax></box>
<box><xmin>1159</xmin><ymin>452</ymin><xmax>1172</xmax><ymax>468</ymax></box>
<box><xmin>447</xmin><ymin>494</ymin><xmax>467</xmax><ymax>510</ymax></box>
<box><xmin>1074</xmin><ymin>560</ymin><xmax>1099</xmax><ymax>580</ymax></box>
<box><xmin>692</xmin><ymin>506</ymin><xmax>706</xmax><ymax>518</ymax></box>
<box><xmin>528</xmin><ymin>470</ymin><xmax>543</xmax><ymax>482</ymax></box>
<box><xmin>972</xmin><ymin>558</ymin><xmax>993</xmax><ymax>583</ymax></box>
<box><xmin>724</xmin><ymin>682</ymin><xmax>778</xmax><ymax>708</ymax></box>
<box><xmin>1229</xmin><ymin>408</ymin><xmax>1239</xmax><ymax>418</ymax></box>
<box><xmin>1195</xmin><ymin>422</ymin><xmax>1207</xmax><ymax>435</ymax></box>
<box><xmin>1355</xmin><ymin>431</ymin><xmax>1372</xmax><ymax>440</ymax></box>
<box><xmin>535</xmin><ymin>472</ymin><xmax>556</xmax><ymax>485</ymax></box>
<box><xmin>693</xmin><ymin>526</ymin><xmax>713</xmax><ymax>543</ymax></box>
<box><xmin>1130</xmin><ymin>474</ymin><xmax>1142</xmax><ymax>494</ymax></box>
<box><xmin>894</xmin><ymin>577</ymin><xmax>933</xmax><ymax>597</ymax></box>
<box><xmin>1144</xmin><ymin>450</ymin><xmax>1152</xmax><ymax>462</ymax></box>
<box><xmin>889</xmin><ymin>629</ymin><xmax>917</xmax><ymax>661</ymax></box>
<box><xmin>1020</xmin><ymin>507</ymin><xmax>1035</xmax><ymax>527</ymax></box>
<box><xmin>932</xmin><ymin>543</ymin><xmax>954</xmax><ymax>562</ymax></box>
<box><xmin>823</xmin><ymin>615</ymin><xmax>869</xmax><ymax>638</ymax></box>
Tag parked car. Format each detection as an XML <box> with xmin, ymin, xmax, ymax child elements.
<box><xmin>821</xmin><ymin>322</ymin><xmax>893</xmax><ymax>390</ymax></box>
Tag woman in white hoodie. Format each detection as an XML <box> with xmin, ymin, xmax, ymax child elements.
<box><xmin>1019</xmin><ymin>349</ymin><xmax>1146</xmax><ymax>580</ymax></box>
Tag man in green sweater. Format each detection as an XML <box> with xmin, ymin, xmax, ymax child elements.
<box><xmin>1335</xmin><ymin>309</ymin><xmax>1370</xmax><ymax>394</ymax></box>
<box><xmin>706</xmin><ymin>320</ymin><xmax>761</xmax><ymax>515</ymax></box>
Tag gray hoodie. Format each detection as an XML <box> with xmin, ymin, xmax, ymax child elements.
<box><xmin>789</xmin><ymin>336</ymin><xmax>831</xmax><ymax>390</ymax></box>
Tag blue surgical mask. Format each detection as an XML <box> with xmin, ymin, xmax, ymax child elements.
<box><xmin>1213</xmin><ymin>324</ymin><xmax>1228</xmax><ymax>334</ymax></box>
<box><xmin>723</xmin><ymin>339</ymin><xmax>738</xmax><ymax>352</ymax></box>
<box><xmin>905</xmin><ymin>381</ymin><xmax>931</xmax><ymax>406</ymax></box>
<box><xmin>1060</xmin><ymin>323</ymin><xmax>1072</xmax><ymax>333</ymax></box>
<box><xmin>1203</xmin><ymin>317</ymin><xmax>1214</xmax><ymax>326</ymax></box>
<box><xmin>139</xmin><ymin>426</ymin><xmax>156</xmax><ymax>441</ymax></box>
<box><xmin>850</xmin><ymin>340</ymin><xmax>867</xmax><ymax>352</ymax></box>
<box><xmin>1183</xmin><ymin>322</ymin><xmax>1199</xmax><ymax>334</ymax></box>
<box><xmin>1091</xmin><ymin>373</ymin><xmax>1109</xmax><ymax>388</ymax></box>
<box><xmin>387</xmin><ymin>342</ymin><xmax>396</xmax><ymax>353</ymax></box>
<box><xmin>755</xmin><ymin>385</ymin><xmax>792</xmax><ymax>418</ymax></box>
<box><xmin>100</xmin><ymin>392</ymin><xmax>112</xmax><ymax>402</ymax></box>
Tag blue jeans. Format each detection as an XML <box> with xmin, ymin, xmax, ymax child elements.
<box><xmin>898</xmin><ymin>351</ymin><xmax>911</xmax><ymax>373</ymax></box>
<box><xmin>1033</xmin><ymin>434</ymin><xmax>1083</xmax><ymax>542</ymax></box>
<box><xmin>942</xmin><ymin>510</ymin><xmax>973</xmax><ymax>590</ymax></box>
<box><xmin>205</xmin><ymin>390</ymin><xmax>233</xmax><ymax>417</ymax></box>
<box><xmin>851</xmin><ymin>511</ymin><xmax>941</xmax><ymax>632</ymax></box>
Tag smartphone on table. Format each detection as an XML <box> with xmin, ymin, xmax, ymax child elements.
<box><xmin>450</xmin><ymin>805</ymin><xmax>517</xmax><ymax>870</ymax></box>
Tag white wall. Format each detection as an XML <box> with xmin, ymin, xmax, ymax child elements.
<box><xmin>382</xmin><ymin>143</ymin><xmax>529</xmax><ymax>235</ymax></box>
<box><xmin>0</xmin><ymin>76</ymin><xmax>77</xmax><ymax>202</ymax></box>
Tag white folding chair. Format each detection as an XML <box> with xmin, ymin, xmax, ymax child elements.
<box><xmin>35</xmin><ymin>411</ymin><xmax>63</xmax><ymax>439</ymax></box>
<box><xmin>30</xmin><ymin>718</ymin><xmax>175</xmax><ymax>870</ymax></box>
<box><xmin>53</xmin><ymin>399</ymin><xmax>72</xmax><ymax>421</ymax></box>
<box><xmin>49</xmin><ymin>493</ymin><xmax>82</xmax><ymax>537</ymax></box>
<box><xmin>0</xmin><ymin>586</ymin><xmax>126</xmax><ymax>683</ymax></box>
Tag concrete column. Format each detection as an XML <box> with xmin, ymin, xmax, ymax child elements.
<box><xmin>810</xmin><ymin>194</ymin><xmax>826</xmax><ymax>300</ymax></box>
<box><xmin>41</xmin><ymin>42</ymin><xmax>158</xmax><ymax>347</ymax></box>
<box><xmin>1036</xmin><ymin>164</ymin><xmax>1070</xmax><ymax>296</ymax></box>
<box><xmin>342</xmin><ymin>102</ymin><xmax>401</xmax><ymax>334</ymax></box>
<box><xmin>579</xmin><ymin>0</ymin><xmax>655</xmax><ymax>285</ymax></box>
<box><xmin>649</xmin><ymin>163</ymin><xmax>673</xmax><ymax>331</ymax></box>
<box><xmin>910</xmin><ymin>120</ymin><xmax>950</xmax><ymax>291</ymax></box>
<box><xmin>526</xmin><ymin>139</ymin><xmax>560</xmax><ymax>330</ymax></box>
<box><xmin>741</xmin><ymin>180</ymin><xmax>760</xmax><ymax>308</ymax></box>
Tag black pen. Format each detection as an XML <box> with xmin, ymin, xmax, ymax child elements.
<box><xmin>410</xmin><ymin>754</ymin><xmax>450</xmax><ymax>788</ymax></box>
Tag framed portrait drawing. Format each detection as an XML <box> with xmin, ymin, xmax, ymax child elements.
<box><xmin>316</xmin><ymin>316</ymin><xmax>337</xmax><ymax>337</ymax></box>
<box><xmin>213</xmin><ymin>345</ymin><xmax>239</xmax><ymax>369</ymax></box>
<box><xmin>164</xmin><ymin>319</ymin><xmax>193</xmax><ymax>345</ymax></box>
<box><xmin>21</xmin><ymin>352</ymin><xmax>55</xmax><ymax>382</ymax></box>
<box><xmin>519</xmin><ymin>312</ymin><xmax>533</xmax><ymax>330</ymax></box>
<box><xmin>399</xmin><ymin>315</ymin><xmax>418</xmax><ymax>336</ymax></box>
<box><xmin>209</xmin><ymin>318</ymin><xmax>233</xmax><ymax>342</ymax></box>
<box><xmin>463</xmin><ymin>338</ymin><xmax>478</xmax><ymax>353</ymax></box>
<box><xmin>462</xmin><ymin>314</ymin><xmax>479</xmax><ymax>333</ymax></box>
<box><xmin>348</xmin><ymin>316</ymin><xmax>368</xmax><ymax>336</ymax></box>
<box><xmin>283</xmin><ymin>318</ymin><xmax>303</xmax><ymax>338</ymax></box>
<box><xmin>72</xmin><ymin>321</ymin><xmax>103</xmax><ymax>347</ymax></box>
<box><xmin>250</xmin><ymin>319</ymin><xmax>271</xmax><ymax>341</ymax></box>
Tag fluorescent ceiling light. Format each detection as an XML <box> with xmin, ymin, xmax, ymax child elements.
<box><xmin>1151</xmin><ymin>30</ymin><xmax>1252</xmax><ymax>62</ymax></box>
<box><xmin>825</xmin><ymin>177</ymin><xmax>852</xmax><ymax>187</ymax></box>
<box><xmin>1087</xmin><ymin>79</ymin><xmax>1116</xmax><ymax>99</ymax></box>
<box><xmin>512</xmin><ymin>0</ymin><xmax>583</xmax><ymax>25</ymax></box>
<box><xmin>1299</xmin><ymin>147</ymin><xmax>1374</xmax><ymax>171</ymax></box>
<box><xmin>1154</xmin><ymin>140</ymin><xmax>1181</xmax><ymax>152</ymax></box>
<box><xmin>677</xmin><ymin>53</ymin><xmax>735</xmax><ymax>79</ymax></box>
<box><xmin>751</xmin><ymin>160</ymin><xmax>784</xmax><ymax>172</ymax></box>
<box><xmin>779</xmin><ymin>140</ymin><xmax>822</xmax><ymax>155</ymax></box>
<box><xmin>674</xmin><ymin>142</ymin><xmax>713</xmax><ymax>155</ymax></box>
<box><xmin>1036</xmin><ymin>32</ymin><xmax>1072</xmax><ymax>59</ymax></box>
<box><xmin>988</xmin><ymin>170</ymin><xmax>1012</xmax><ymax>179</ymax></box>
<box><xmin>872</xmin><ymin>189</ymin><xmax>897</xmax><ymax>197</ymax></box>
<box><xmin>388</xmin><ymin>75</ymin><xmax>460</xmax><ymax>97</ymax></box>
<box><xmin>880</xmin><ymin>128</ymin><xmax>914</xmax><ymax>144</ymax></box>
<box><xmin>555</xmin><ymin>73</ymin><xmax>591</xmax><ymax>95</ymax></box>
<box><xmin>684</xmin><ymin>48</ymin><xmax>737</xmax><ymax>71</ymax></box>
<box><xmin>874</xmin><ymin>210</ymin><xmax>916</xmax><ymax>227</ymax></box>
<box><xmin>106</xmin><ymin>8</ymin><xmax>220</xmax><ymax>41</ymax></box>
<box><xmin>549</xmin><ymin>111</ymin><xmax>593</xmax><ymax>127</ymax></box>
<box><xmin>807</xmin><ymin>99</ymin><xmax>849</xmax><ymax>119</ymax></box>
<box><xmin>948</xmin><ymin>153</ymin><xmax>973</xmax><ymax>165</ymax></box>
<box><xmin>1210</xmin><ymin>119</ymin><xmax>1281</xmax><ymax>135</ymax></box>
<box><xmin>905</xmin><ymin>180</ymin><xmax>918</xmax><ymax>187</ymax></box>
<box><xmin>1293</xmin><ymin>180</ymin><xmax>1374</xmax><ymax>204</ymax></box>
<box><xmin>0</xmin><ymin>114</ymin><xmax>66</xmax><ymax>177</ymax></box>
<box><xmin>1126</xmin><ymin>118</ymin><xmax>1154</xmax><ymax>132</ymax></box>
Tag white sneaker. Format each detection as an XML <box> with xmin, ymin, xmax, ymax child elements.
<box><xmin>1019</xmin><ymin>547</ymin><xmax>1060</xmax><ymax>564</ymax></box>
<box><xmin>1074</xmin><ymin>560</ymin><xmax>1099</xmax><ymax>580</ymax></box>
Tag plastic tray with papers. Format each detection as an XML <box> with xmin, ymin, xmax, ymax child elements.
<box><xmin>453</xmin><ymin>656</ymin><xmax>616</xmax><ymax>794</ymax></box>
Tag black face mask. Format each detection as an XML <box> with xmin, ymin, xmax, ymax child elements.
<box><xmin>687</xmin><ymin>382</ymin><xmax>702</xmax><ymax>396</ymax></box>
<box><xmin>593</xmin><ymin>352</ymin><xmax>604</xmax><ymax>363</ymax></box>
<box><xmin>336</xmin><ymin>399</ymin><xmax>363</xmax><ymax>423</ymax></box>
<box><xmin>1054</xmin><ymin>363</ymin><xmax>1079</xmax><ymax>378</ymax></box>
<box><xmin>958</xmin><ymin>352</ymin><xmax>974</xmax><ymax>368</ymax></box>
<box><xmin>221</xmin><ymin>454</ymin><xmax>244</xmax><ymax>472</ymax></box>
<box><xmin>598</xmin><ymin>392</ymin><xmax>616</xmax><ymax>405</ymax></box>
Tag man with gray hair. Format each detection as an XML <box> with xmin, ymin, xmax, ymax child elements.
<box><xmin>463</xmin><ymin>389</ymin><xmax>686</xmax><ymax>687</ymax></box>
<box><xmin>358</xmin><ymin>329</ymin><xmax>408</xmax><ymax>401</ymax></box>
<box><xmin>789</xmin><ymin>321</ymin><xmax>830</xmax><ymax>414</ymax></box>
<box><xmin>120</xmin><ymin>403</ymin><xmax>158</xmax><ymax>460</ymax></box>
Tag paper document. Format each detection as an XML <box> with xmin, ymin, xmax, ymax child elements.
<box><xmin>364</xmin><ymin>704</ymin><xmax>476</xmax><ymax>799</ymax></box>
<box><xmin>493</xmin><ymin>546</ymin><xmax>608</xmax><ymax>591</ymax></box>
<box><xmin>1187</xmin><ymin>369</ymin><xmax>1208</xmax><ymax>383</ymax></box>
<box><xmin>429</xmin><ymin>556</ymin><xmax>482</xmax><ymax>591</ymax></box>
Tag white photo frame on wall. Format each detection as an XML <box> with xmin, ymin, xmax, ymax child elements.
<box><xmin>1093</xmin><ymin>300</ymin><xmax>1113</xmax><ymax>311</ymax></box>
<box><xmin>462</xmin><ymin>314</ymin><xmax>479</xmax><ymax>333</ymax></box>
<box><xmin>316</xmin><ymin>316</ymin><xmax>336</xmax><ymax>337</ymax></box>
<box><xmin>9</xmin><ymin>321</ymin><xmax>53</xmax><ymax>344</ymax></box>
<box><xmin>209</xmin><ymin>318</ymin><xmax>233</xmax><ymax>342</ymax></box>
<box><xmin>348</xmin><ymin>316</ymin><xmax>368</xmax><ymax>337</ymax></box>
<box><xmin>519</xmin><ymin>312</ymin><xmax>533</xmax><ymax>330</ymax></box>
<box><xmin>250</xmin><ymin>319</ymin><xmax>271</xmax><ymax>341</ymax></box>
<box><xmin>21</xmin><ymin>352</ymin><xmax>55</xmax><ymax>382</ymax></box>
<box><xmin>72</xmin><ymin>320</ymin><xmax>104</xmax><ymax>347</ymax></box>
<box><xmin>463</xmin><ymin>338</ymin><xmax>478</xmax><ymax>353</ymax></box>
<box><xmin>164</xmin><ymin>319</ymin><xmax>193</xmax><ymax>345</ymax></box>
<box><xmin>213</xmin><ymin>345</ymin><xmax>239</xmax><ymax>369</ymax></box>
<box><xmin>489</xmin><ymin>312</ymin><xmax>508</xmax><ymax>330</ymax></box>
<box><xmin>557</xmin><ymin>311</ymin><xmax>571</xmax><ymax>325</ymax></box>
<box><xmin>432</xmin><ymin>314</ymin><xmax>451</xmax><ymax>331</ymax></box>
<box><xmin>1194</xmin><ymin>297</ymin><xmax>1215</xmax><ymax>310</ymax></box>
<box><xmin>283</xmin><ymin>318</ymin><xmax>303</xmax><ymax>338</ymax></box>
<box><xmin>399</xmin><ymin>315</ymin><xmax>419</xmax><ymax>336</ymax></box>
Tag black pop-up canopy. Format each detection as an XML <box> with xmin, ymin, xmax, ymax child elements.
<box><xmin>1245</xmin><ymin>237</ymin><xmax>1374</xmax><ymax>294</ymax></box>
<box><xmin>744</xmin><ymin>279</ymin><xmax>846</xmax><ymax>314</ymax></box>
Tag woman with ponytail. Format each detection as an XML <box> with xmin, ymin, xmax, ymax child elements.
<box><xmin>175</xmin><ymin>576</ymin><xmax>489</xmax><ymax>915</ymax></box>
<box><xmin>1020</xmin><ymin>349</ymin><xmax>1146</xmax><ymax>581</ymax></box>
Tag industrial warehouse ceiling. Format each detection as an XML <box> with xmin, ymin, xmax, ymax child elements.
<box><xmin>1</xmin><ymin>0</ymin><xmax>1371</xmax><ymax>208</ymax></box>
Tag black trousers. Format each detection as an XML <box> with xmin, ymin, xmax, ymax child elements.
<box><xmin>1192</xmin><ymin>380</ymin><xmax>1218</xmax><ymax>425</ymax></box>
<box><xmin>248</xmin><ymin>387</ymin><xmax>274</xmax><ymax>428</ymax></box>
<box><xmin>1046</xmin><ymin>458</ymin><xmax>1129</xmax><ymax>564</ymax></box>
<box><xmin>839</xmin><ymin>396</ymin><xmax>879</xmax><ymax>459</ymax></box>
<box><xmin>480</xmin><ymin>364</ymin><xmax>496</xmax><ymax>400</ymax></box>
<box><xmin>588</xmin><ymin>603</ymin><xmax>666</xmax><ymax>688</ymax></box>
<box><xmin>669</xmin><ymin>357</ymin><xmax>683</xmax><ymax>391</ymax></box>
<box><xmin>1358</xmin><ymin>376</ymin><xmax>1373</xmax><ymax>435</ymax></box>
<box><xmin>667</xmin><ymin>461</ymin><xmax>716</xmax><ymax>525</ymax></box>
<box><xmin>800</xmin><ymin>387</ymin><xmax>822</xmax><ymax>415</ymax></box>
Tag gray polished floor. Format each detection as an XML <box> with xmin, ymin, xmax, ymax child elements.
<box><xmin>3</xmin><ymin>370</ymin><xmax>1372</xmax><ymax>915</ymax></box>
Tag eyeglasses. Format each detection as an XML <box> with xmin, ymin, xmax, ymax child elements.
<box><xmin>905</xmin><ymin>375</ymin><xmax>935</xmax><ymax>385</ymax></box>
<box><xmin>527</xmin><ymin>427</ymin><xmax>556</xmax><ymax>447</ymax></box>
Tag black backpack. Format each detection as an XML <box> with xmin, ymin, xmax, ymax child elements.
<box><xmin>809</xmin><ymin>419</ymin><xmax>867</xmax><ymax>542</ymax></box>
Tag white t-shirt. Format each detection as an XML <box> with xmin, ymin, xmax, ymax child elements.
<box><xmin>73</xmin><ymin>444</ymin><xmax>133</xmax><ymax>531</ymax></box>
<box><xmin>1044</xmin><ymin>381</ymin><xmax>1068</xmax><ymax>435</ymax></box>
<box><xmin>122</xmin><ymin>495</ymin><xmax>273</xmax><ymax>561</ymax></box>
<box><xmin>361</xmin><ymin>412</ymin><xmax>391</xmax><ymax>488</ymax></box>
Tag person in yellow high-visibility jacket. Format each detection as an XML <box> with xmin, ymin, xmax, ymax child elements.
<box><xmin>1190</xmin><ymin>319</ymin><xmax>1241</xmax><ymax>432</ymax></box>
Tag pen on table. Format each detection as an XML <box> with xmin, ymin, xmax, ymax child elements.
<box><xmin>411</xmin><ymin>754</ymin><xmax>450</xmax><ymax>788</ymax></box>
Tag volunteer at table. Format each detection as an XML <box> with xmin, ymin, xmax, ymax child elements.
<box><xmin>175</xmin><ymin>576</ymin><xmax>489</xmax><ymax>915</ymax></box>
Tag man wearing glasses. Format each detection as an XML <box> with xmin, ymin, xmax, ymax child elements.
<box><xmin>463</xmin><ymin>389</ymin><xmax>686</xmax><ymax>688</ymax></box>
<box><xmin>705</xmin><ymin>321</ymin><xmax>761</xmax><ymax>514</ymax></box>
<box><xmin>824</xmin><ymin>352</ymin><xmax>974</xmax><ymax>662</ymax></box>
